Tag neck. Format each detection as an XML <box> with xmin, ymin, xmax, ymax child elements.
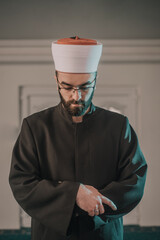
<box><xmin>72</xmin><ymin>105</ymin><xmax>91</xmax><ymax>123</ymax></box>
<box><xmin>72</xmin><ymin>116</ymin><xmax>83</xmax><ymax>123</ymax></box>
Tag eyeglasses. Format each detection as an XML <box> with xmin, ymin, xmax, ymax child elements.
<box><xmin>57</xmin><ymin>77</ymin><xmax>97</xmax><ymax>95</ymax></box>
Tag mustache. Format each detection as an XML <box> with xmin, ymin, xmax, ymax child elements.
<box><xmin>68</xmin><ymin>100</ymin><xmax>85</xmax><ymax>105</ymax></box>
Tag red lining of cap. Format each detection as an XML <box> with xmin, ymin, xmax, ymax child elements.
<box><xmin>57</xmin><ymin>36</ymin><xmax>98</xmax><ymax>45</ymax></box>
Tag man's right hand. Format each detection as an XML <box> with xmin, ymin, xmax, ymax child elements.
<box><xmin>76</xmin><ymin>184</ymin><xmax>117</xmax><ymax>217</ymax></box>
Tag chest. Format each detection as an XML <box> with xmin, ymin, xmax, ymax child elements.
<box><xmin>36</xmin><ymin>121</ymin><xmax>119</xmax><ymax>189</ymax></box>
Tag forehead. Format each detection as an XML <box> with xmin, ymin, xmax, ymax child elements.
<box><xmin>57</xmin><ymin>71</ymin><xmax>96</xmax><ymax>85</ymax></box>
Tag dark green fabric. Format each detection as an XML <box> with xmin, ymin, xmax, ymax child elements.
<box><xmin>1</xmin><ymin>226</ymin><xmax>160</xmax><ymax>240</ymax></box>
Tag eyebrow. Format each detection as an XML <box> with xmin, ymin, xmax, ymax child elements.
<box><xmin>60</xmin><ymin>80</ymin><xmax>93</xmax><ymax>87</ymax></box>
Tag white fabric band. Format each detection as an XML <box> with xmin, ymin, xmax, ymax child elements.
<box><xmin>51</xmin><ymin>42</ymin><xmax>103</xmax><ymax>73</ymax></box>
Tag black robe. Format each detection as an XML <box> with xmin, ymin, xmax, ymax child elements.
<box><xmin>9</xmin><ymin>103</ymin><xmax>147</xmax><ymax>240</ymax></box>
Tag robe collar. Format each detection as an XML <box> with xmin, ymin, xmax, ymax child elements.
<box><xmin>57</xmin><ymin>102</ymin><xmax>96</xmax><ymax>124</ymax></box>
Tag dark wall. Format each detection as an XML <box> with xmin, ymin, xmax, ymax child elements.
<box><xmin>0</xmin><ymin>0</ymin><xmax>160</xmax><ymax>39</ymax></box>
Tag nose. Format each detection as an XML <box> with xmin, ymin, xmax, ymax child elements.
<box><xmin>72</xmin><ymin>89</ymin><xmax>82</xmax><ymax>101</ymax></box>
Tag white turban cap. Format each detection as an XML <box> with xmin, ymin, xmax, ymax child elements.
<box><xmin>51</xmin><ymin>36</ymin><xmax>102</xmax><ymax>73</ymax></box>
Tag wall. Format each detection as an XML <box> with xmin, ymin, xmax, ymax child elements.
<box><xmin>0</xmin><ymin>0</ymin><xmax>160</xmax><ymax>39</ymax></box>
<box><xmin>0</xmin><ymin>39</ymin><xmax>160</xmax><ymax>229</ymax></box>
<box><xmin>0</xmin><ymin>0</ymin><xmax>160</xmax><ymax>230</ymax></box>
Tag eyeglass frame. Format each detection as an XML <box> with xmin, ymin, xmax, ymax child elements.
<box><xmin>56</xmin><ymin>72</ymin><xmax>97</xmax><ymax>94</ymax></box>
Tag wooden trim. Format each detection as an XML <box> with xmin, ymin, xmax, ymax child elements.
<box><xmin>0</xmin><ymin>39</ymin><xmax>160</xmax><ymax>63</ymax></box>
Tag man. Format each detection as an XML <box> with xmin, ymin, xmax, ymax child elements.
<box><xmin>9</xmin><ymin>36</ymin><xmax>147</xmax><ymax>240</ymax></box>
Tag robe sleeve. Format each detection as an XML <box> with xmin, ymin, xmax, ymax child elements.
<box><xmin>99</xmin><ymin>116</ymin><xmax>147</xmax><ymax>218</ymax></box>
<box><xmin>9</xmin><ymin>118</ymin><xmax>80</xmax><ymax>236</ymax></box>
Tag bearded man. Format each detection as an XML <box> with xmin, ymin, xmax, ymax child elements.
<box><xmin>9</xmin><ymin>36</ymin><xmax>147</xmax><ymax>240</ymax></box>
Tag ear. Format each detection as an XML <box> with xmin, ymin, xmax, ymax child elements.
<box><xmin>54</xmin><ymin>76</ymin><xmax>59</xmax><ymax>91</ymax></box>
<box><xmin>54</xmin><ymin>74</ymin><xmax>57</xmax><ymax>81</ymax></box>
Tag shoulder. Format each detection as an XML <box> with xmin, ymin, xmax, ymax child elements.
<box><xmin>23</xmin><ymin>105</ymin><xmax>59</xmax><ymax>127</ymax></box>
<box><xmin>95</xmin><ymin>105</ymin><xmax>126</xmax><ymax>127</ymax></box>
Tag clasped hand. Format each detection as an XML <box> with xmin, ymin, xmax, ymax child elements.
<box><xmin>76</xmin><ymin>184</ymin><xmax>117</xmax><ymax>217</ymax></box>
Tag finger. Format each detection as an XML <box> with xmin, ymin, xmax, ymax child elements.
<box><xmin>88</xmin><ymin>210</ymin><xmax>95</xmax><ymax>217</ymax></box>
<box><xmin>95</xmin><ymin>204</ymin><xmax>99</xmax><ymax>210</ymax></box>
<box><xmin>94</xmin><ymin>209</ymin><xmax>99</xmax><ymax>216</ymax></box>
<box><xmin>99</xmin><ymin>202</ymin><xmax>105</xmax><ymax>214</ymax></box>
<box><xmin>94</xmin><ymin>204</ymin><xmax>99</xmax><ymax>216</ymax></box>
<box><xmin>97</xmin><ymin>196</ymin><xmax>105</xmax><ymax>214</ymax></box>
<box><xmin>101</xmin><ymin>196</ymin><xmax>117</xmax><ymax>211</ymax></box>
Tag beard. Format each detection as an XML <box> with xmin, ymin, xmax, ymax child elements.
<box><xmin>58</xmin><ymin>89</ymin><xmax>94</xmax><ymax>116</ymax></box>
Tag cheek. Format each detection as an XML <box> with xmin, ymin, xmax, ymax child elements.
<box><xmin>84</xmin><ymin>90</ymin><xmax>93</xmax><ymax>101</ymax></box>
<box><xmin>61</xmin><ymin>92</ymin><xmax>70</xmax><ymax>101</ymax></box>
<box><xmin>84</xmin><ymin>96</ymin><xmax>89</xmax><ymax>102</ymax></box>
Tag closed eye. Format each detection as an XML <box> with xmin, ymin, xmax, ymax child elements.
<box><xmin>63</xmin><ymin>86</ymin><xmax>73</xmax><ymax>90</ymax></box>
<box><xmin>79</xmin><ymin>86</ymin><xmax>90</xmax><ymax>91</ymax></box>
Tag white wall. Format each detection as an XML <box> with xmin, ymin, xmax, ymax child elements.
<box><xmin>0</xmin><ymin>40</ymin><xmax>160</xmax><ymax>229</ymax></box>
<box><xmin>99</xmin><ymin>63</ymin><xmax>160</xmax><ymax>226</ymax></box>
